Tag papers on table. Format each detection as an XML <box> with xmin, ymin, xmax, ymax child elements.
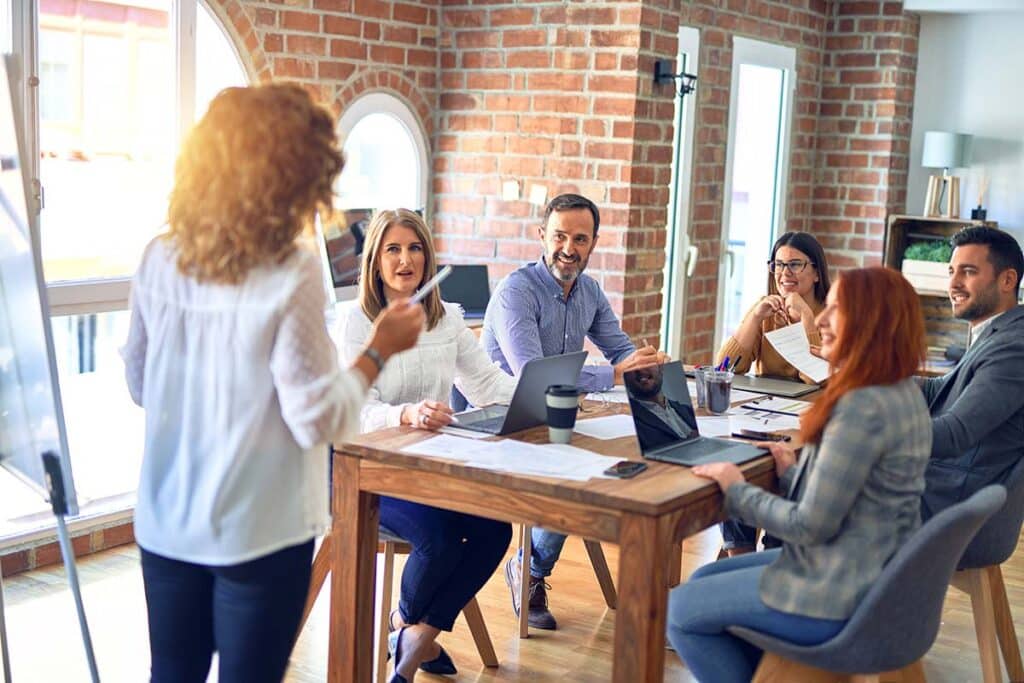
<box><xmin>585</xmin><ymin>386</ymin><xmax>629</xmax><ymax>404</ymax></box>
<box><xmin>573</xmin><ymin>414</ymin><xmax>636</xmax><ymax>440</ymax></box>
<box><xmin>730</xmin><ymin>388</ymin><xmax>771</xmax><ymax>404</ymax></box>
<box><xmin>740</xmin><ymin>396</ymin><xmax>811</xmax><ymax>416</ymax></box>
<box><xmin>401</xmin><ymin>434</ymin><xmax>623</xmax><ymax>480</ymax></box>
<box><xmin>763</xmin><ymin>323</ymin><xmax>831</xmax><ymax>383</ymax></box>
<box><xmin>696</xmin><ymin>410</ymin><xmax>801</xmax><ymax>438</ymax></box>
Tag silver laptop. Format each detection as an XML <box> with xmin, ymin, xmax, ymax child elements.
<box><xmin>626</xmin><ymin>361</ymin><xmax>765</xmax><ymax>466</ymax></box>
<box><xmin>731</xmin><ymin>374</ymin><xmax>818</xmax><ymax>398</ymax></box>
<box><xmin>455</xmin><ymin>351</ymin><xmax>587</xmax><ymax>436</ymax></box>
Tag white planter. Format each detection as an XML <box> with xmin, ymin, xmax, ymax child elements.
<box><xmin>901</xmin><ymin>259</ymin><xmax>948</xmax><ymax>294</ymax></box>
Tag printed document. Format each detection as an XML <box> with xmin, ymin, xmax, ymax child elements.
<box><xmin>763</xmin><ymin>323</ymin><xmax>830</xmax><ymax>383</ymax></box>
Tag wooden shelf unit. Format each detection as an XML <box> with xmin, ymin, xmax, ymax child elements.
<box><xmin>882</xmin><ymin>214</ymin><xmax>997</xmax><ymax>351</ymax></box>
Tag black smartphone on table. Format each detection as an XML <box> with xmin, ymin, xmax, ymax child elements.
<box><xmin>603</xmin><ymin>460</ymin><xmax>648</xmax><ymax>478</ymax></box>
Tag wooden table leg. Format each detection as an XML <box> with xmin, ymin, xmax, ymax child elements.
<box><xmin>612</xmin><ymin>512</ymin><xmax>670</xmax><ymax>683</ymax></box>
<box><xmin>328</xmin><ymin>454</ymin><xmax>380</xmax><ymax>683</ymax></box>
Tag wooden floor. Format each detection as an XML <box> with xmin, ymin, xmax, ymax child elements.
<box><xmin>2</xmin><ymin>527</ymin><xmax>1022</xmax><ymax>681</ymax></box>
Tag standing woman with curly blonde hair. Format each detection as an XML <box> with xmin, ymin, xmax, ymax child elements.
<box><xmin>121</xmin><ymin>84</ymin><xmax>424</xmax><ymax>683</ymax></box>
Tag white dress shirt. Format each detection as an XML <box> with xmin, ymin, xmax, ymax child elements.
<box><xmin>122</xmin><ymin>238</ymin><xmax>367</xmax><ymax>565</ymax></box>
<box><xmin>336</xmin><ymin>301</ymin><xmax>516</xmax><ymax>432</ymax></box>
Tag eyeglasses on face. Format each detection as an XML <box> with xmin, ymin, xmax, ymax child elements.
<box><xmin>767</xmin><ymin>259</ymin><xmax>813</xmax><ymax>274</ymax></box>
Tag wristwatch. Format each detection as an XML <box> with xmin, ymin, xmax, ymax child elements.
<box><xmin>362</xmin><ymin>346</ymin><xmax>385</xmax><ymax>371</ymax></box>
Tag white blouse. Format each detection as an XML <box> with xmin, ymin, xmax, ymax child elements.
<box><xmin>336</xmin><ymin>300</ymin><xmax>516</xmax><ymax>432</ymax></box>
<box><xmin>122</xmin><ymin>237</ymin><xmax>367</xmax><ymax>565</ymax></box>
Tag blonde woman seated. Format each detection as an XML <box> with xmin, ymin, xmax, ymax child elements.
<box><xmin>668</xmin><ymin>267</ymin><xmax>932</xmax><ymax>683</ymax></box>
<box><xmin>336</xmin><ymin>209</ymin><xmax>515</xmax><ymax>683</ymax></box>
<box><xmin>716</xmin><ymin>231</ymin><xmax>831</xmax><ymax>382</ymax></box>
<box><xmin>717</xmin><ymin>231</ymin><xmax>831</xmax><ymax>555</ymax></box>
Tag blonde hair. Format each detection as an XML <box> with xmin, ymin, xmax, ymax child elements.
<box><xmin>166</xmin><ymin>84</ymin><xmax>344</xmax><ymax>284</ymax></box>
<box><xmin>359</xmin><ymin>209</ymin><xmax>444</xmax><ymax>330</ymax></box>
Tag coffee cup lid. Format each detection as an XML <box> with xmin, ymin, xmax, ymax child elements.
<box><xmin>546</xmin><ymin>384</ymin><xmax>578</xmax><ymax>397</ymax></box>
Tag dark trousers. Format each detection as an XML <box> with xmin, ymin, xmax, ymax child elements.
<box><xmin>380</xmin><ymin>496</ymin><xmax>512</xmax><ymax>631</ymax></box>
<box><xmin>140</xmin><ymin>539</ymin><xmax>314</xmax><ymax>683</ymax></box>
<box><xmin>720</xmin><ymin>520</ymin><xmax>782</xmax><ymax>551</ymax></box>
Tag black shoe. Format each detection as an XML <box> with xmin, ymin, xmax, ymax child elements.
<box><xmin>387</xmin><ymin>610</ymin><xmax>457</xmax><ymax>675</ymax></box>
<box><xmin>526</xmin><ymin>576</ymin><xmax>557</xmax><ymax>630</ymax></box>
<box><xmin>388</xmin><ymin>627</ymin><xmax>409</xmax><ymax>683</ymax></box>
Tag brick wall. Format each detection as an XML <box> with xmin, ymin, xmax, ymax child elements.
<box><xmin>812</xmin><ymin>0</ymin><xmax>920</xmax><ymax>271</ymax></box>
<box><xmin>433</xmin><ymin>2</ymin><xmax>677</xmax><ymax>342</ymax></box>
<box><xmin>1</xmin><ymin>522</ymin><xmax>134</xmax><ymax>578</ymax></box>
<box><xmin>209</xmin><ymin>0</ymin><xmax>440</xmax><ymax>132</ymax></box>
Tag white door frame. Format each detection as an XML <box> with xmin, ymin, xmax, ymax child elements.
<box><xmin>661</xmin><ymin>26</ymin><xmax>701</xmax><ymax>360</ymax></box>
<box><xmin>713</xmin><ymin>36</ymin><xmax>796</xmax><ymax>351</ymax></box>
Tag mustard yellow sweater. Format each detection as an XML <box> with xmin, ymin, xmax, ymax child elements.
<box><xmin>715</xmin><ymin>298</ymin><xmax>824</xmax><ymax>384</ymax></box>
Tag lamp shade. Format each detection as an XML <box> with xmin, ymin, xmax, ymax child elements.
<box><xmin>922</xmin><ymin>131</ymin><xmax>971</xmax><ymax>169</ymax></box>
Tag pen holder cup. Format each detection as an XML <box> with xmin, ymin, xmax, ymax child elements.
<box><xmin>705</xmin><ymin>371</ymin><xmax>734</xmax><ymax>415</ymax></box>
<box><xmin>693</xmin><ymin>368</ymin><xmax>710</xmax><ymax>408</ymax></box>
<box><xmin>545</xmin><ymin>385</ymin><xmax>579</xmax><ymax>444</ymax></box>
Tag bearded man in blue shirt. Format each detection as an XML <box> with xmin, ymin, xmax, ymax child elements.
<box><xmin>482</xmin><ymin>192</ymin><xmax>668</xmax><ymax>630</ymax></box>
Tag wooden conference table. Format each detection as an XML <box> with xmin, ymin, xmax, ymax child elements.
<box><xmin>322</xmin><ymin>391</ymin><xmax>788</xmax><ymax>682</ymax></box>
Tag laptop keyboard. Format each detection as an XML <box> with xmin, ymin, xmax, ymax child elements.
<box><xmin>459</xmin><ymin>416</ymin><xmax>505</xmax><ymax>433</ymax></box>
<box><xmin>663</xmin><ymin>437</ymin><xmax>729</xmax><ymax>459</ymax></box>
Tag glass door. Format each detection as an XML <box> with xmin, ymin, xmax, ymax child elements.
<box><xmin>715</xmin><ymin>37</ymin><xmax>795</xmax><ymax>349</ymax></box>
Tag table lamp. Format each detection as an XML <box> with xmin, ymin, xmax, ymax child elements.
<box><xmin>921</xmin><ymin>131</ymin><xmax>970</xmax><ymax>218</ymax></box>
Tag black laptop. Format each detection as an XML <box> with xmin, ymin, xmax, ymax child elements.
<box><xmin>439</xmin><ymin>264</ymin><xmax>490</xmax><ymax>320</ymax></box>
<box><xmin>625</xmin><ymin>361</ymin><xmax>765</xmax><ymax>466</ymax></box>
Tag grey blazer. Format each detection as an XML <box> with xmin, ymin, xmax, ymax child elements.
<box><xmin>725</xmin><ymin>379</ymin><xmax>932</xmax><ymax>620</ymax></box>
<box><xmin>920</xmin><ymin>305</ymin><xmax>1024</xmax><ymax>519</ymax></box>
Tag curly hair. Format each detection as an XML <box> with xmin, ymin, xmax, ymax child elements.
<box><xmin>166</xmin><ymin>84</ymin><xmax>344</xmax><ymax>284</ymax></box>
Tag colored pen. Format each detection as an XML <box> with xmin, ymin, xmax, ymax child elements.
<box><xmin>720</xmin><ymin>356</ymin><xmax>730</xmax><ymax>372</ymax></box>
<box><xmin>730</xmin><ymin>355</ymin><xmax>742</xmax><ymax>372</ymax></box>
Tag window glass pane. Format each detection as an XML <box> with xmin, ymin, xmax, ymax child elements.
<box><xmin>0</xmin><ymin>311</ymin><xmax>142</xmax><ymax>537</ymax></box>
<box><xmin>0</xmin><ymin>1</ymin><xmax>10</xmax><ymax>54</ymax></box>
<box><xmin>195</xmin><ymin>1</ymin><xmax>247</xmax><ymax>120</ymax></box>
<box><xmin>337</xmin><ymin>112</ymin><xmax>420</xmax><ymax>211</ymax></box>
<box><xmin>39</xmin><ymin>2</ymin><xmax>174</xmax><ymax>283</ymax></box>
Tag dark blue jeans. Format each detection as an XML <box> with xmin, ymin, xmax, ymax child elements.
<box><xmin>140</xmin><ymin>539</ymin><xmax>313</xmax><ymax>683</ymax></box>
<box><xmin>380</xmin><ymin>496</ymin><xmax>512</xmax><ymax>631</ymax></box>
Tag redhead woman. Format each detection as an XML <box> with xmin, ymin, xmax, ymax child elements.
<box><xmin>122</xmin><ymin>85</ymin><xmax>423</xmax><ymax>683</ymax></box>
<box><xmin>336</xmin><ymin>209</ymin><xmax>516</xmax><ymax>683</ymax></box>
<box><xmin>716</xmin><ymin>231</ymin><xmax>831</xmax><ymax>383</ymax></box>
<box><xmin>668</xmin><ymin>267</ymin><xmax>932</xmax><ymax>683</ymax></box>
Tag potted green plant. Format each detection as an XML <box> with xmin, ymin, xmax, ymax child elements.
<box><xmin>901</xmin><ymin>241</ymin><xmax>951</xmax><ymax>294</ymax></box>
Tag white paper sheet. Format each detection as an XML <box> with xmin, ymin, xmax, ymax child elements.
<box><xmin>573</xmin><ymin>414</ymin><xmax>636</xmax><ymax>440</ymax></box>
<box><xmin>585</xmin><ymin>386</ymin><xmax>630</xmax><ymax>404</ymax></box>
<box><xmin>729</xmin><ymin>388</ymin><xmax>769</xmax><ymax>404</ymax></box>
<box><xmin>763</xmin><ymin>323</ymin><xmax>831</xmax><ymax>383</ymax></box>
<box><xmin>696</xmin><ymin>416</ymin><xmax>733</xmax><ymax>437</ymax></box>
<box><xmin>740</xmin><ymin>396</ymin><xmax>811</xmax><ymax>416</ymax></box>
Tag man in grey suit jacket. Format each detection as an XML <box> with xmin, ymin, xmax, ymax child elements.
<box><xmin>920</xmin><ymin>226</ymin><xmax>1024</xmax><ymax>519</ymax></box>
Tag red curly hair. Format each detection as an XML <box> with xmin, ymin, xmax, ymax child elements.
<box><xmin>800</xmin><ymin>267</ymin><xmax>926</xmax><ymax>444</ymax></box>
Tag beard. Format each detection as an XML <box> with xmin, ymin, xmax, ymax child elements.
<box><xmin>952</xmin><ymin>283</ymin><xmax>1001</xmax><ymax>322</ymax></box>
<box><xmin>547</xmin><ymin>251</ymin><xmax>588</xmax><ymax>284</ymax></box>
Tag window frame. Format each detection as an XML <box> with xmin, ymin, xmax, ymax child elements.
<box><xmin>9</xmin><ymin>0</ymin><xmax>252</xmax><ymax>317</ymax></box>
<box><xmin>336</xmin><ymin>91</ymin><xmax>431</xmax><ymax>215</ymax></box>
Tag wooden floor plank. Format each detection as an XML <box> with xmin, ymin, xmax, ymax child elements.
<box><xmin>1</xmin><ymin>528</ymin><xmax>1021</xmax><ymax>681</ymax></box>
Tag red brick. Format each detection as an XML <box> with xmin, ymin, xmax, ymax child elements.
<box><xmin>324</xmin><ymin>15</ymin><xmax>361</xmax><ymax>37</ymax></box>
<box><xmin>491</xmin><ymin>8</ymin><xmax>534</xmax><ymax>27</ymax></box>
<box><xmin>281</xmin><ymin>11</ymin><xmax>319</xmax><ymax>33</ymax></box>
<box><xmin>502</xmin><ymin>29</ymin><xmax>547</xmax><ymax>48</ymax></box>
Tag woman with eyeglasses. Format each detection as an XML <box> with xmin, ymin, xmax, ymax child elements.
<box><xmin>716</xmin><ymin>232</ymin><xmax>831</xmax><ymax>556</ymax></box>
<box><xmin>715</xmin><ymin>232</ymin><xmax>831</xmax><ymax>383</ymax></box>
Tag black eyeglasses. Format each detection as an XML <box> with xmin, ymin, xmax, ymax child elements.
<box><xmin>767</xmin><ymin>259</ymin><xmax>814</xmax><ymax>274</ymax></box>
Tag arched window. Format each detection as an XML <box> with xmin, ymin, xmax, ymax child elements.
<box><xmin>335</xmin><ymin>93</ymin><xmax>429</xmax><ymax>212</ymax></box>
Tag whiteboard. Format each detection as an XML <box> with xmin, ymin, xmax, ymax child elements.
<box><xmin>0</xmin><ymin>54</ymin><xmax>78</xmax><ymax>515</ymax></box>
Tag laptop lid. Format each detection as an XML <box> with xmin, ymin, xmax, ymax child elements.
<box><xmin>439</xmin><ymin>264</ymin><xmax>490</xmax><ymax>318</ymax></box>
<box><xmin>624</xmin><ymin>361</ymin><xmax>701</xmax><ymax>457</ymax></box>
<box><xmin>495</xmin><ymin>351</ymin><xmax>587</xmax><ymax>435</ymax></box>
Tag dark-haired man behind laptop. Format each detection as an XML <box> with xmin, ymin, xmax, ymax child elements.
<box><xmin>919</xmin><ymin>226</ymin><xmax>1024</xmax><ymax>519</ymax></box>
<box><xmin>625</xmin><ymin>364</ymin><xmax>697</xmax><ymax>449</ymax></box>
<box><xmin>482</xmin><ymin>193</ymin><xmax>668</xmax><ymax>630</ymax></box>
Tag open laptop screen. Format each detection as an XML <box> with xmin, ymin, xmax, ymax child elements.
<box><xmin>624</xmin><ymin>361</ymin><xmax>699</xmax><ymax>455</ymax></box>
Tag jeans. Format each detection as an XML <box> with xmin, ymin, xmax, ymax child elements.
<box><xmin>719</xmin><ymin>520</ymin><xmax>782</xmax><ymax>551</ymax></box>
<box><xmin>140</xmin><ymin>539</ymin><xmax>314</xmax><ymax>683</ymax></box>
<box><xmin>667</xmin><ymin>549</ymin><xmax>847</xmax><ymax>683</ymax></box>
<box><xmin>518</xmin><ymin>527</ymin><xmax>567</xmax><ymax>579</ymax></box>
<box><xmin>380</xmin><ymin>496</ymin><xmax>512</xmax><ymax>631</ymax></box>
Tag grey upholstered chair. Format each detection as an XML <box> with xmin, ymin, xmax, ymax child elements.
<box><xmin>951</xmin><ymin>459</ymin><xmax>1024</xmax><ymax>683</ymax></box>
<box><xmin>728</xmin><ymin>485</ymin><xmax>1007</xmax><ymax>683</ymax></box>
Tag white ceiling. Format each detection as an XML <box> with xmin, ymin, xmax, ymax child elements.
<box><xmin>904</xmin><ymin>0</ymin><xmax>1024</xmax><ymax>12</ymax></box>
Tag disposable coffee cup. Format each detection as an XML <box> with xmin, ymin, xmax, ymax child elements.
<box><xmin>545</xmin><ymin>385</ymin><xmax>579</xmax><ymax>444</ymax></box>
<box><xmin>705</xmin><ymin>370</ymin><xmax>734</xmax><ymax>415</ymax></box>
<box><xmin>693</xmin><ymin>368</ymin><xmax>709</xmax><ymax>408</ymax></box>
